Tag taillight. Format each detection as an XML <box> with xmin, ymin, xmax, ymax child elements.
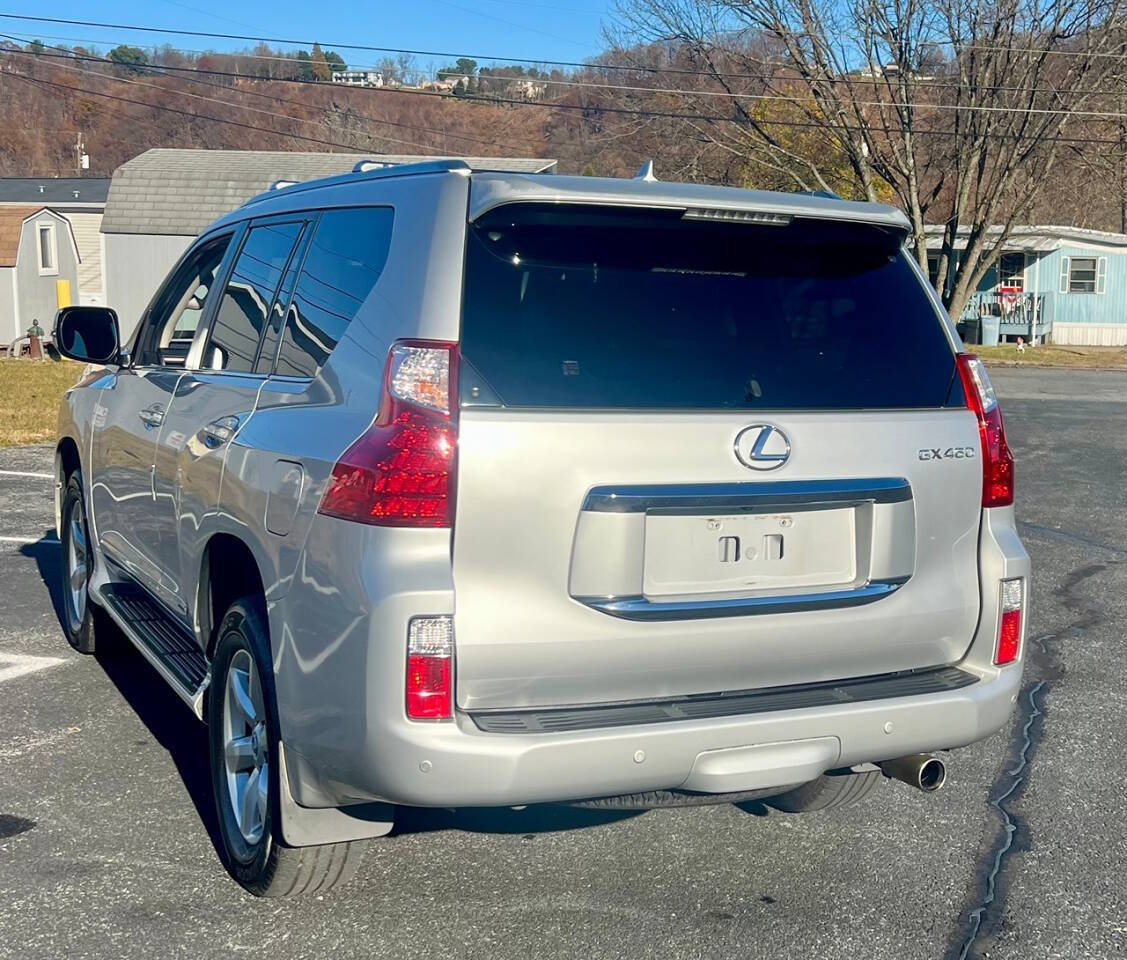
<box><xmin>996</xmin><ymin>578</ymin><xmax>1024</xmax><ymax>665</ymax></box>
<box><xmin>318</xmin><ymin>340</ymin><xmax>457</xmax><ymax>527</ymax></box>
<box><xmin>406</xmin><ymin>616</ymin><xmax>453</xmax><ymax>720</ymax></box>
<box><xmin>956</xmin><ymin>354</ymin><xmax>1014</xmax><ymax>508</ymax></box>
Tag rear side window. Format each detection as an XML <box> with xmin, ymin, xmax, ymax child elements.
<box><xmin>205</xmin><ymin>221</ymin><xmax>303</xmax><ymax>373</ymax></box>
<box><xmin>274</xmin><ymin>207</ymin><xmax>394</xmax><ymax>378</ymax></box>
<box><xmin>460</xmin><ymin>204</ymin><xmax>956</xmax><ymax>409</ymax></box>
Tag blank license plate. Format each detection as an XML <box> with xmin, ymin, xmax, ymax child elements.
<box><xmin>643</xmin><ymin>508</ymin><xmax>857</xmax><ymax>598</ymax></box>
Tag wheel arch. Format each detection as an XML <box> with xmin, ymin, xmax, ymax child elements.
<box><xmin>197</xmin><ymin>532</ymin><xmax>268</xmax><ymax>661</ymax></box>
<box><xmin>54</xmin><ymin>435</ymin><xmax>82</xmax><ymax>539</ymax></box>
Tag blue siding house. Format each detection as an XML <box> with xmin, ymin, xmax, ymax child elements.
<box><xmin>924</xmin><ymin>225</ymin><xmax>1127</xmax><ymax>345</ymax></box>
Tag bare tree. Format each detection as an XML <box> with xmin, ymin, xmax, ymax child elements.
<box><xmin>611</xmin><ymin>0</ymin><xmax>1127</xmax><ymax>317</ymax></box>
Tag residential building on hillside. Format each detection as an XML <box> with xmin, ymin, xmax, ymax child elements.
<box><xmin>100</xmin><ymin>149</ymin><xmax>557</xmax><ymax>340</ymax></box>
<box><xmin>331</xmin><ymin>70</ymin><xmax>384</xmax><ymax>88</ymax></box>
<box><xmin>925</xmin><ymin>224</ymin><xmax>1127</xmax><ymax>346</ymax></box>
<box><xmin>0</xmin><ymin>206</ymin><xmax>81</xmax><ymax>349</ymax></box>
<box><xmin>0</xmin><ymin>177</ymin><xmax>110</xmax><ymax>308</ymax></box>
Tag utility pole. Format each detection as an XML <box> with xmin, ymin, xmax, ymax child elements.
<box><xmin>74</xmin><ymin>131</ymin><xmax>88</xmax><ymax>176</ymax></box>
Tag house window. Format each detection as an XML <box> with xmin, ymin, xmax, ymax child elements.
<box><xmin>998</xmin><ymin>252</ymin><xmax>1025</xmax><ymax>290</ymax></box>
<box><xmin>927</xmin><ymin>255</ymin><xmax>940</xmax><ymax>290</ymax></box>
<box><xmin>36</xmin><ymin>222</ymin><xmax>58</xmax><ymax>276</ymax></box>
<box><xmin>1060</xmin><ymin>255</ymin><xmax>1106</xmax><ymax>294</ymax></box>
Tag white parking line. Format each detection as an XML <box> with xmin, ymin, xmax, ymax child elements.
<box><xmin>0</xmin><ymin>535</ymin><xmax>58</xmax><ymax>545</ymax></box>
<box><xmin>0</xmin><ymin>470</ymin><xmax>53</xmax><ymax>479</ymax></box>
<box><xmin>0</xmin><ymin>652</ymin><xmax>67</xmax><ymax>683</ymax></box>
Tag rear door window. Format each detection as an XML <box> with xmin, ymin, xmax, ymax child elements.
<box><xmin>274</xmin><ymin>207</ymin><xmax>394</xmax><ymax>378</ymax></box>
<box><xmin>203</xmin><ymin>220</ymin><xmax>304</xmax><ymax>373</ymax></box>
<box><xmin>460</xmin><ymin>204</ymin><xmax>956</xmax><ymax>409</ymax></box>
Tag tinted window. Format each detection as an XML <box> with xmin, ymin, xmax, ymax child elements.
<box><xmin>205</xmin><ymin>221</ymin><xmax>303</xmax><ymax>373</ymax></box>
<box><xmin>275</xmin><ymin>207</ymin><xmax>394</xmax><ymax>378</ymax></box>
<box><xmin>461</xmin><ymin>205</ymin><xmax>957</xmax><ymax>409</ymax></box>
<box><xmin>255</xmin><ymin>224</ymin><xmax>310</xmax><ymax>374</ymax></box>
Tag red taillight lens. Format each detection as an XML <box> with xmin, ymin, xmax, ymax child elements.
<box><xmin>406</xmin><ymin>617</ymin><xmax>453</xmax><ymax>720</ymax></box>
<box><xmin>996</xmin><ymin>578</ymin><xmax>1024</xmax><ymax>665</ymax></box>
<box><xmin>956</xmin><ymin>354</ymin><xmax>1014</xmax><ymax>508</ymax></box>
<box><xmin>318</xmin><ymin>341</ymin><xmax>457</xmax><ymax>527</ymax></box>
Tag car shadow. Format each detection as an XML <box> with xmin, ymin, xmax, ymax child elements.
<box><xmin>391</xmin><ymin>803</ymin><xmax>642</xmax><ymax>837</ymax></box>
<box><xmin>21</xmin><ymin>532</ymin><xmax>223</xmax><ymax>856</ymax></box>
<box><xmin>20</xmin><ymin>531</ymin><xmax>68</xmax><ymax>631</ymax></box>
<box><xmin>21</xmin><ymin>531</ymin><xmax>642</xmax><ymax>847</ymax></box>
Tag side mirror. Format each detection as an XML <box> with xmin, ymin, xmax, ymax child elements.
<box><xmin>53</xmin><ymin>306</ymin><xmax>122</xmax><ymax>365</ymax></box>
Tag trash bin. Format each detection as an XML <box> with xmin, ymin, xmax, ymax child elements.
<box><xmin>958</xmin><ymin>318</ymin><xmax>981</xmax><ymax>345</ymax></box>
<box><xmin>980</xmin><ymin>315</ymin><xmax>1000</xmax><ymax>346</ymax></box>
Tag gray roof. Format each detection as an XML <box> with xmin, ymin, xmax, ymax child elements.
<box><xmin>0</xmin><ymin>177</ymin><xmax>110</xmax><ymax>205</ymax></box>
<box><xmin>102</xmin><ymin>149</ymin><xmax>557</xmax><ymax>236</ymax></box>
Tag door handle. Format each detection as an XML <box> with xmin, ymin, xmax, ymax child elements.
<box><xmin>199</xmin><ymin>416</ymin><xmax>240</xmax><ymax>449</ymax></box>
<box><xmin>138</xmin><ymin>406</ymin><xmax>164</xmax><ymax>429</ymax></box>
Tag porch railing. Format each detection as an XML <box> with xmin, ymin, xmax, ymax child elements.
<box><xmin>960</xmin><ymin>291</ymin><xmax>1052</xmax><ymax>342</ymax></box>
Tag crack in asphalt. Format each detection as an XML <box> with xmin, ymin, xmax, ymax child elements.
<box><xmin>948</xmin><ymin>561</ymin><xmax>1110</xmax><ymax>960</ymax></box>
<box><xmin>1018</xmin><ymin>521</ymin><xmax>1127</xmax><ymax>559</ymax></box>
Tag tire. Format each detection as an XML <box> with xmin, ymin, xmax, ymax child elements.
<box><xmin>765</xmin><ymin>769</ymin><xmax>882</xmax><ymax>814</ymax></box>
<box><xmin>207</xmin><ymin>597</ymin><xmax>366</xmax><ymax>897</ymax></box>
<box><xmin>59</xmin><ymin>472</ymin><xmax>115</xmax><ymax>655</ymax></box>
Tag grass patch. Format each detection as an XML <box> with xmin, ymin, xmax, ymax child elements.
<box><xmin>970</xmin><ymin>344</ymin><xmax>1126</xmax><ymax>369</ymax></box>
<box><xmin>0</xmin><ymin>358</ymin><xmax>83</xmax><ymax>446</ymax></box>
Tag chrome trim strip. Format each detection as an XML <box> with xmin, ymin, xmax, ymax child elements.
<box><xmin>575</xmin><ymin>579</ymin><xmax>907</xmax><ymax>622</ymax></box>
<box><xmin>581</xmin><ymin>477</ymin><xmax>911</xmax><ymax>515</ymax></box>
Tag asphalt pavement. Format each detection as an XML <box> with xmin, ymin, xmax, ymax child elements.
<box><xmin>0</xmin><ymin>367</ymin><xmax>1124</xmax><ymax>960</ymax></box>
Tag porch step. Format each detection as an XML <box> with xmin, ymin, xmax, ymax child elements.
<box><xmin>99</xmin><ymin>583</ymin><xmax>208</xmax><ymax>692</ymax></box>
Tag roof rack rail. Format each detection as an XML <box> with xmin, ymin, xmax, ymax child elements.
<box><xmin>243</xmin><ymin>158</ymin><xmax>472</xmax><ymax>209</ymax></box>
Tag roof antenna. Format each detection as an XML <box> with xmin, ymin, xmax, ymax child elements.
<box><xmin>634</xmin><ymin>160</ymin><xmax>657</xmax><ymax>182</ymax></box>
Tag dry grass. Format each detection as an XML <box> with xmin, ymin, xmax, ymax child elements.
<box><xmin>970</xmin><ymin>344</ymin><xmax>1127</xmax><ymax>369</ymax></box>
<box><xmin>0</xmin><ymin>357</ymin><xmax>83</xmax><ymax>446</ymax></box>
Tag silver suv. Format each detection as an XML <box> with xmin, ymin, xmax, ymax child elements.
<box><xmin>54</xmin><ymin>160</ymin><xmax>1029</xmax><ymax>897</ymax></box>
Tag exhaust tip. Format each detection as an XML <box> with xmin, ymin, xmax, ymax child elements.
<box><xmin>880</xmin><ymin>754</ymin><xmax>947</xmax><ymax>793</ymax></box>
<box><xmin>917</xmin><ymin>757</ymin><xmax>946</xmax><ymax>792</ymax></box>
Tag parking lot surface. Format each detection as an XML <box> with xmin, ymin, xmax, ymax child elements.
<box><xmin>0</xmin><ymin>367</ymin><xmax>1124</xmax><ymax>960</ymax></box>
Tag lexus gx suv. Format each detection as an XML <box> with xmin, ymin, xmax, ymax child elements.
<box><xmin>53</xmin><ymin>160</ymin><xmax>1029</xmax><ymax>896</ymax></box>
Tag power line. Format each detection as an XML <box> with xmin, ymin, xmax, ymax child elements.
<box><xmin>4</xmin><ymin>11</ymin><xmax>1126</xmax><ymax>84</ymax></box>
<box><xmin>16</xmin><ymin>31</ymin><xmax>1122</xmax><ymax>119</ymax></box>
<box><xmin>4</xmin><ymin>17</ymin><xmax>1127</xmax><ymax>110</ymax></box>
<box><xmin>13</xmin><ymin>52</ymin><xmax>1127</xmax><ymax>148</ymax></box>
<box><xmin>4</xmin><ymin>22</ymin><xmax>1125</xmax><ymax>147</ymax></box>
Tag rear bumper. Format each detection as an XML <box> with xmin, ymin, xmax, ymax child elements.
<box><xmin>287</xmin><ymin>658</ymin><xmax>1022</xmax><ymax>808</ymax></box>
<box><xmin>278</xmin><ymin>505</ymin><xmax>1030</xmax><ymax>811</ymax></box>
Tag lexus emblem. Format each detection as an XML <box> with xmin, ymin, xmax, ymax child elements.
<box><xmin>734</xmin><ymin>424</ymin><xmax>791</xmax><ymax>471</ymax></box>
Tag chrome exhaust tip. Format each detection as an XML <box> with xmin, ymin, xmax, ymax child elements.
<box><xmin>879</xmin><ymin>754</ymin><xmax>947</xmax><ymax>792</ymax></box>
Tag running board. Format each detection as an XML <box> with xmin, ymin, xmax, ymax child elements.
<box><xmin>97</xmin><ymin>582</ymin><xmax>209</xmax><ymax>719</ymax></box>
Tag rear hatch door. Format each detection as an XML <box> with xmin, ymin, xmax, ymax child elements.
<box><xmin>452</xmin><ymin>204</ymin><xmax>981</xmax><ymax>711</ymax></box>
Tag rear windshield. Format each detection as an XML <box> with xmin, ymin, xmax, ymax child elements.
<box><xmin>460</xmin><ymin>204</ymin><xmax>957</xmax><ymax>410</ymax></box>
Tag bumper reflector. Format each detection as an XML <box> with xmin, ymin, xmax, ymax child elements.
<box><xmin>996</xmin><ymin>578</ymin><xmax>1024</xmax><ymax>665</ymax></box>
<box><xmin>407</xmin><ymin>616</ymin><xmax>453</xmax><ymax>720</ymax></box>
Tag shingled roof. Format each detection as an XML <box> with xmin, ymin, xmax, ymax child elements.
<box><xmin>0</xmin><ymin>178</ymin><xmax>110</xmax><ymax>205</ymax></box>
<box><xmin>102</xmin><ymin>149</ymin><xmax>557</xmax><ymax>236</ymax></box>
<box><xmin>0</xmin><ymin>206</ymin><xmax>78</xmax><ymax>267</ymax></box>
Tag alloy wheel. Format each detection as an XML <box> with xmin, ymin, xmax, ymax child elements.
<box><xmin>222</xmin><ymin>649</ymin><xmax>269</xmax><ymax>846</ymax></box>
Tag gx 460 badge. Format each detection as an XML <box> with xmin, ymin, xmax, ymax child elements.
<box><xmin>918</xmin><ymin>446</ymin><xmax>976</xmax><ymax>461</ymax></box>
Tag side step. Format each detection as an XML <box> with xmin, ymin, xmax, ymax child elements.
<box><xmin>98</xmin><ymin>582</ymin><xmax>209</xmax><ymax>718</ymax></box>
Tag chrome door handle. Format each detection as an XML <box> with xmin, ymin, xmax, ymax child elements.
<box><xmin>200</xmin><ymin>416</ymin><xmax>239</xmax><ymax>449</ymax></box>
<box><xmin>138</xmin><ymin>407</ymin><xmax>164</xmax><ymax>429</ymax></box>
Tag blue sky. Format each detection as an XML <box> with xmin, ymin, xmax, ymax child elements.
<box><xmin>0</xmin><ymin>0</ymin><xmax>618</xmax><ymax>70</ymax></box>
